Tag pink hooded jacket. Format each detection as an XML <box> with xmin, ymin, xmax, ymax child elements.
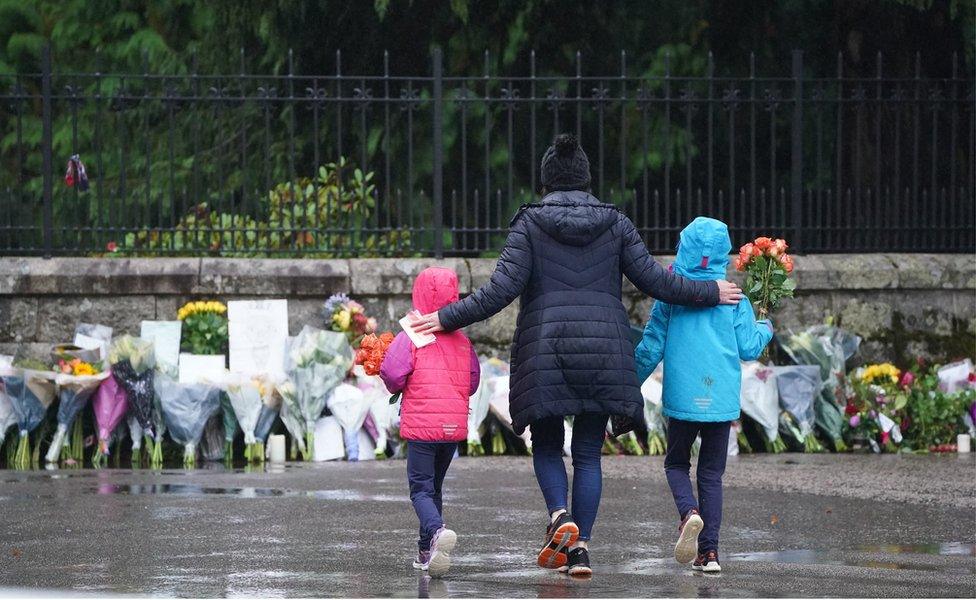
<box><xmin>379</xmin><ymin>267</ymin><xmax>480</xmax><ymax>442</ymax></box>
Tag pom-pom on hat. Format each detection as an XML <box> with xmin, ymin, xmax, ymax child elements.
<box><xmin>540</xmin><ymin>133</ymin><xmax>591</xmax><ymax>192</ymax></box>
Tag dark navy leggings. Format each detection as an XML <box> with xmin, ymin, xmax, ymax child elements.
<box><xmin>664</xmin><ymin>418</ymin><xmax>732</xmax><ymax>553</ymax></box>
<box><xmin>530</xmin><ymin>413</ymin><xmax>609</xmax><ymax>541</ymax></box>
<box><xmin>407</xmin><ymin>441</ymin><xmax>457</xmax><ymax>551</ymax></box>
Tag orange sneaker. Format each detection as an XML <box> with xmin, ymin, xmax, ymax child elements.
<box><xmin>537</xmin><ymin>512</ymin><xmax>579</xmax><ymax>569</ymax></box>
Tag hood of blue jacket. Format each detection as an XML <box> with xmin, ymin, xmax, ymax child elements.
<box><xmin>673</xmin><ymin>217</ymin><xmax>731</xmax><ymax>281</ymax></box>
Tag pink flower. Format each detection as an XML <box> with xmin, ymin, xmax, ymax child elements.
<box><xmin>106</xmin><ymin>241</ymin><xmax>118</xmax><ymax>253</ymax></box>
<box><xmin>880</xmin><ymin>430</ymin><xmax>890</xmax><ymax>445</ymax></box>
<box><xmin>849</xmin><ymin>415</ymin><xmax>861</xmax><ymax>428</ymax></box>
<box><xmin>899</xmin><ymin>371</ymin><xmax>915</xmax><ymax>389</ymax></box>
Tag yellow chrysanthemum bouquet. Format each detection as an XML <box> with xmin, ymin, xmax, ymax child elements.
<box><xmin>178</xmin><ymin>301</ymin><xmax>228</xmax><ymax>356</ymax></box>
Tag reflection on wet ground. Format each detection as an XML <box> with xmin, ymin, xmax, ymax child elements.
<box><xmin>0</xmin><ymin>461</ymin><xmax>973</xmax><ymax>597</ymax></box>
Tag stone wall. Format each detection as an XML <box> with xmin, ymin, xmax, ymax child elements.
<box><xmin>0</xmin><ymin>255</ymin><xmax>973</xmax><ymax>365</ymax></box>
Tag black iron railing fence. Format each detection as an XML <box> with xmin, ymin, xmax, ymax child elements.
<box><xmin>1</xmin><ymin>47</ymin><xmax>973</xmax><ymax>257</ymax></box>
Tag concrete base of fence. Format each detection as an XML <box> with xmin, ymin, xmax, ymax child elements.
<box><xmin>0</xmin><ymin>255</ymin><xmax>972</xmax><ymax>364</ymax></box>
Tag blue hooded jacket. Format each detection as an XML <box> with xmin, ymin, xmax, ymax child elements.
<box><xmin>635</xmin><ymin>217</ymin><xmax>773</xmax><ymax>422</ymax></box>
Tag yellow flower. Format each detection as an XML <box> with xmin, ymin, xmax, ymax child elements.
<box><xmin>333</xmin><ymin>309</ymin><xmax>351</xmax><ymax>331</ymax></box>
<box><xmin>73</xmin><ymin>361</ymin><xmax>96</xmax><ymax>376</ymax></box>
<box><xmin>861</xmin><ymin>363</ymin><xmax>900</xmax><ymax>385</ymax></box>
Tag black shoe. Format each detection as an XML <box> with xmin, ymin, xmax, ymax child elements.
<box><xmin>566</xmin><ymin>547</ymin><xmax>592</xmax><ymax>578</ymax></box>
<box><xmin>537</xmin><ymin>512</ymin><xmax>579</xmax><ymax>570</ymax></box>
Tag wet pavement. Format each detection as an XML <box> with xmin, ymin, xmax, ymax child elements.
<box><xmin>0</xmin><ymin>454</ymin><xmax>973</xmax><ymax>597</ymax></box>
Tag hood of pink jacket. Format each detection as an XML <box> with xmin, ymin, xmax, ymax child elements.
<box><xmin>412</xmin><ymin>267</ymin><xmax>459</xmax><ymax>314</ymax></box>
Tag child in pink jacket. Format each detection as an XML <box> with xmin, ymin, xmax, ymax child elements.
<box><xmin>380</xmin><ymin>266</ymin><xmax>480</xmax><ymax>577</ymax></box>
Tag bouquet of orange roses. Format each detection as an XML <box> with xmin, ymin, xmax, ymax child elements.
<box><xmin>734</xmin><ymin>236</ymin><xmax>796</xmax><ymax>319</ymax></box>
<box><xmin>355</xmin><ymin>332</ymin><xmax>395</xmax><ymax>376</ymax></box>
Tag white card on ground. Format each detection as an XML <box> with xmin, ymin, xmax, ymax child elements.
<box><xmin>398</xmin><ymin>310</ymin><xmax>436</xmax><ymax>349</ymax></box>
<box><xmin>313</xmin><ymin>416</ymin><xmax>345</xmax><ymax>462</ymax></box>
<box><xmin>141</xmin><ymin>321</ymin><xmax>182</xmax><ymax>373</ymax></box>
<box><xmin>178</xmin><ymin>353</ymin><xmax>226</xmax><ymax>384</ymax></box>
<box><xmin>228</xmin><ymin>299</ymin><xmax>289</xmax><ymax>378</ymax></box>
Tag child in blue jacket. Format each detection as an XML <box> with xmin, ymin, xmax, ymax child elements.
<box><xmin>635</xmin><ymin>216</ymin><xmax>773</xmax><ymax>574</ymax></box>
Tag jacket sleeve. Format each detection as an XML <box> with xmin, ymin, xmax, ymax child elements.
<box><xmin>734</xmin><ymin>298</ymin><xmax>774</xmax><ymax>361</ymax></box>
<box><xmin>618</xmin><ymin>216</ymin><xmax>719</xmax><ymax>307</ymax></box>
<box><xmin>379</xmin><ymin>332</ymin><xmax>415</xmax><ymax>393</ymax></box>
<box><xmin>635</xmin><ymin>301</ymin><xmax>671</xmax><ymax>384</ymax></box>
<box><xmin>468</xmin><ymin>344</ymin><xmax>481</xmax><ymax>396</ymax></box>
<box><xmin>439</xmin><ymin>215</ymin><xmax>532</xmax><ymax>331</ymax></box>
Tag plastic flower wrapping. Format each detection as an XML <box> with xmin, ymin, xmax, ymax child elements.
<box><xmin>781</xmin><ymin>325</ymin><xmax>861</xmax><ymax>451</ymax></box>
<box><xmin>466</xmin><ymin>357</ymin><xmax>509</xmax><ymax>456</ymax></box>
<box><xmin>327</xmin><ymin>383</ymin><xmax>370</xmax><ymax>436</ymax></box>
<box><xmin>641</xmin><ymin>371</ymin><xmax>667</xmax><ymax>455</ymax></box>
<box><xmin>323</xmin><ymin>294</ymin><xmax>377</xmax><ymax>347</ymax></box>
<box><xmin>355</xmin><ymin>370</ymin><xmax>394</xmax><ymax>458</ymax></box>
<box><xmin>285</xmin><ymin>326</ymin><xmax>354</xmax><ymax>460</ymax></box>
<box><xmin>46</xmin><ymin>369</ymin><xmax>109</xmax><ymax>463</ymax></box>
<box><xmin>226</xmin><ymin>373</ymin><xmax>277</xmax><ymax>462</ymax></box>
<box><xmin>276</xmin><ymin>379</ymin><xmax>307</xmax><ymax>459</ymax></box>
<box><xmin>255</xmin><ymin>384</ymin><xmax>282</xmax><ymax>444</ymax></box>
<box><xmin>0</xmin><ymin>381</ymin><xmax>16</xmax><ymax>449</ymax></box>
<box><xmin>740</xmin><ymin>362</ymin><xmax>786</xmax><ymax>452</ymax></box>
<box><xmin>109</xmin><ymin>335</ymin><xmax>156</xmax><ymax>438</ymax></box>
<box><xmin>773</xmin><ymin>365</ymin><xmax>824</xmax><ymax>452</ymax></box>
<box><xmin>91</xmin><ymin>374</ymin><xmax>128</xmax><ymax>467</ymax></box>
<box><xmin>219</xmin><ymin>392</ymin><xmax>239</xmax><ymax>461</ymax></box>
<box><xmin>1</xmin><ymin>367</ymin><xmax>57</xmax><ymax>469</ymax></box>
<box><xmin>158</xmin><ymin>378</ymin><xmax>221</xmax><ymax>467</ymax></box>
<box><xmin>127</xmin><ymin>414</ymin><xmax>143</xmax><ymax>465</ymax></box>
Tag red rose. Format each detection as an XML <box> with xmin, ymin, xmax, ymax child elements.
<box><xmin>844</xmin><ymin>402</ymin><xmax>858</xmax><ymax>416</ymax></box>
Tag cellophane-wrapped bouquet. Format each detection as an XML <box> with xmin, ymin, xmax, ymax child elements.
<box><xmin>285</xmin><ymin>326</ymin><xmax>354</xmax><ymax>460</ymax></box>
<box><xmin>0</xmin><ymin>375</ymin><xmax>16</xmax><ymax>457</ymax></box>
<box><xmin>467</xmin><ymin>358</ymin><xmax>508</xmax><ymax>456</ymax></box>
<box><xmin>47</xmin><ymin>357</ymin><xmax>109</xmax><ymax>464</ymax></box>
<box><xmin>127</xmin><ymin>414</ymin><xmax>143</xmax><ymax>465</ymax></box>
<box><xmin>276</xmin><ymin>379</ymin><xmax>306</xmax><ymax>460</ymax></box>
<box><xmin>773</xmin><ymin>365</ymin><xmax>824</xmax><ymax>452</ymax></box>
<box><xmin>225</xmin><ymin>373</ymin><xmax>276</xmax><ymax>463</ymax></box>
<box><xmin>91</xmin><ymin>374</ymin><xmax>128</xmax><ymax>467</ymax></box>
<box><xmin>158</xmin><ymin>378</ymin><xmax>220</xmax><ymax>467</ymax></box>
<box><xmin>740</xmin><ymin>362</ymin><xmax>787</xmax><ymax>452</ymax></box>
<box><xmin>1</xmin><ymin>363</ymin><xmax>57</xmax><ymax>469</ymax></box>
<box><xmin>219</xmin><ymin>392</ymin><xmax>239</xmax><ymax>462</ymax></box>
<box><xmin>109</xmin><ymin>335</ymin><xmax>158</xmax><ymax>461</ymax></box>
<box><xmin>254</xmin><ymin>380</ymin><xmax>282</xmax><ymax>447</ymax></box>
<box><xmin>781</xmin><ymin>325</ymin><xmax>861</xmax><ymax>451</ymax></box>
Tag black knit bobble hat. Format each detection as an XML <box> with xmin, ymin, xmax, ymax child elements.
<box><xmin>540</xmin><ymin>133</ymin><xmax>591</xmax><ymax>192</ymax></box>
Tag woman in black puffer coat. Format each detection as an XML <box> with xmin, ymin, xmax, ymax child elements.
<box><xmin>413</xmin><ymin>134</ymin><xmax>743</xmax><ymax>575</ymax></box>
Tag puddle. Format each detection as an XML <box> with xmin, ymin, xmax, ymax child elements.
<box><xmin>730</xmin><ymin>545</ymin><xmax>976</xmax><ymax>573</ymax></box>
<box><xmin>82</xmin><ymin>483</ymin><xmax>405</xmax><ymax>502</ymax></box>
<box><xmin>858</xmin><ymin>542</ymin><xmax>975</xmax><ymax>556</ymax></box>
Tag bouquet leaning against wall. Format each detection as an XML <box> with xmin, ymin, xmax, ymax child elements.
<box><xmin>285</xmin><ymin>326</ymin><xmax>354</xmax><ymax>460</ymax></box>
<box><xmin>1</xmin><ymin>361</ymin><xmax>57</xmax><ymax>469</ymax></box>
<box><xmin>47</xmin><ymin>357</ymin><xmax>109</xmax><ymax>464</ymax></box>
